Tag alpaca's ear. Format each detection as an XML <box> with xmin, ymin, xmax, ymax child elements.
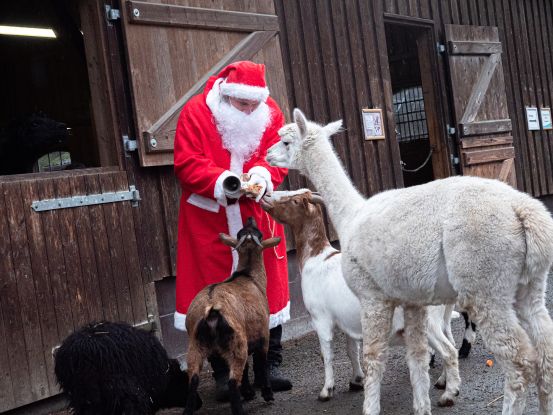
<box><xmin>293</xmin><ymin>108</ymin><xmax>308</xmax><ymax>137</ymax></box>
<box><xmin>324</xmin><ymin>120</ymin><xmax>343</xmax><ymax>137</ymax></box>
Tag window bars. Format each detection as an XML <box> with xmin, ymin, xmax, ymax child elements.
<box><xmin>392</xmin><ymin>86</ymin><xmax>429</xmax><ymax>143</ymax></box>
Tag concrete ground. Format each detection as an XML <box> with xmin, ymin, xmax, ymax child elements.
<box><xmin>50</xmin><ymin>272</ymin><xmax>552</xmax><ymax>415</ymax></box>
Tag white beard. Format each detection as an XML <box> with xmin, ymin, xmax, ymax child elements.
<box><xmin>206</xmin><ymin>79</ymin><xmax>271</xmax><ymax>167</ymax></box>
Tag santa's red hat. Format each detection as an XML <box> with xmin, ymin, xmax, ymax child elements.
<box><xmin>218</xmin><ymin>61</ymin><xmax>270</xmax><ymax>102</ymax></box>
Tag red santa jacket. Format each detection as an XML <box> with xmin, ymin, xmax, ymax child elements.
<box><xmin>173</xmin><ymin>76</ymin><xmax>289</xmax><ymax>331</ymax></box>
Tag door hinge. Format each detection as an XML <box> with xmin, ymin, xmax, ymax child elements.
<box><xmin>31</xmin><ymin>185</ymin><xmax>141</xmax><ymax>212</ymax></box>
<box><xmin>446</xmin><ymin>124</ymin><xmax>456</xmax><ymax>136</ymax></box>
<box><xmin>123</xmin><ymin>135</ymin><xmax>138</xmax><ymax>152</ymax></box>
<box><xmin>105</xmin><ymin>5</ymin><xmax>121</xmax><ymax>22</ymax></box>
<box><xmin>437</xmin><ymin>43</ymin><xmax>446</xmax><ymax>54</ymax></box>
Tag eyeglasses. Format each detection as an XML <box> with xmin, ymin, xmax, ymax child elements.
<box><xmin>227</xmin><ymin>97</ymin><xmax>261</xmax><ymax>114</ymax></box>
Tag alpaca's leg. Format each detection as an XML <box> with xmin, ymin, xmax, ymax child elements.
<box><xmin>184</xmin><ymin>346</ymin><xmax>204</xmax><ymax>415</ymax></box>
<box><xmin>360</xmin><ymin>299</ymin><xmax>394</xmax><ymax>415</ymax></box>
<box><xmin>426</xmin><ymin>316</ymin><xmax>461</xmax><ymax>406</ymax></box>
<box><xmin>404</xmin><ymin>305</ymin><xmax>432</xmax><ymax>415</ymax></box>
<box><xmin>515</xmin><ymin>279</ymin><xmax>553</xmax><ymax>415</ymax></box>
<box><xmin>465</xmin><ymin>301</ymin><xmax>535</xmax><ymax>415</ymax></box>
<box><xmin>312</xmin><ymin>317</ymin><xmax>335</xmax><ymax>401</ymax></box>
<box><xmin>346</xmin><ymin>335</ymin><xmax>364</xmax><ymax>391</ymax></box>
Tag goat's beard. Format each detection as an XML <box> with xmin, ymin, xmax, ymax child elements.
<box><xmin>207</xmin><ymin>79</ymin><xmax>271</xmax><ymax>164</ymax></box>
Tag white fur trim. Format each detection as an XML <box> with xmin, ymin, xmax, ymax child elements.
<box><xmin>187</xmin><ymin>193</ymin><xmax>220</xmax><ymax>213</ymax></box>
<box><xmin>269</xmin><ymin>301</ymin><xmax>290</xmax><ymax>329</ymax></box>
<box><xmin>248</xmin><ymin>166</ymin><xmax>274</xmax><ymax>195</ymax></box>
<box><xmin>220</xmin><ymin>82</ymin><xmax>270</xmax><ymax>102</ymax></box>
<box><xmin>214</xmin><ymin>170</ymin><xmax>238</xmax><ymax>207</ymax></box>
<box><xmin>206</xmin><ymin>78</ymin><xmax>223</xmax><ymax>110</ymax></box>
<box><xmin>174</xmin><ymin>311</ymin><xmax>187</xmax><ymax>332</ymax></box>
<box><xmin>226</xmin><ymin>203</ymin><xmax>242</xmax><ymax>271</ymax></box>
<box><xmin>224</xmin><ymin>152</ymin><xmax>246</xmax><ymax>270</ymax></box>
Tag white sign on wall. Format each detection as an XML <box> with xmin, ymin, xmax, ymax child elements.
<box><xmin>541</xmin><ymin>107</ymin><xmax>552</xmax><ymax>130</ymax></box>
<box><xmin>526</xmin><ymin>107</ymin><xmax>540</xmax><ymax>131</ymax></box>
<box><xmin>362</xmin><ymin>108</ymin><xmax>385</xmax><ymax>140</ymax></box>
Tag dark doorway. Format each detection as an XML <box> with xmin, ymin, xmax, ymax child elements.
<box><xmin>0</xmin><ymin>0</ymin><xmax>117</xmax><ymax>177</ymax></box>
<box><xmin>385</xmin><ymin>22</ymin><xmax>449</xmax><ymax>187</ymax></box>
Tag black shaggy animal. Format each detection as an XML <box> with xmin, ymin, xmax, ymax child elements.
<box><xmin>54</xmin><ymin>321</ymin><xmax>201</xmax><ymax>415</ymax></box>
<box><xmin>0</xmin><ymin>111</ymin><xmax>69</xmax><ymax>175</ymax></box>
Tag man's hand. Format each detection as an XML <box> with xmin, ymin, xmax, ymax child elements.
<box><xmin>243</xmin><ymin>173</ymin><xmax>267</xmax><ymax>202</ymax></box>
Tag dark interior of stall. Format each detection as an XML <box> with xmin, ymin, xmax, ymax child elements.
<box><xmin>385</xmin><ymin>23</ymin><xmax>434</xmax><ymax>187</ymax></box>
<box><xmin>0</xmin><ymin>0</ymin><xmax>99</xmax><ymax>176</ymax></box>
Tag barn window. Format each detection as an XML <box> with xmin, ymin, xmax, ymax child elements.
<box><xmin>393</xmin><ymin>86</ymin><xmax>429</xmax><ymax>143</ymax></box>
<box><xmin>0</xmin><ymin>0</ymin><xmax>118</xmax><ymax>177</ymax></box>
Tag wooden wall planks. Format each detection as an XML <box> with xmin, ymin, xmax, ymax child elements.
<box><xmin>279</xmin><ymin>0</ymin><xmax>553</xmax><ymax>198</ymax></box>
<box><xmin>0</xmin><ymin>171</ymin><xmax>149</xmax><ymax>411</ymax></box>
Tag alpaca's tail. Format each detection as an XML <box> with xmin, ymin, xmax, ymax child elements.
<box><xmin>514</xmin><ymin>197</ymin><xmax>553</xmax><ymax>282</ymax></box>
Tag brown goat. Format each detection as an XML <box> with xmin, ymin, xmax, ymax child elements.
<box><xmin>184</xmin><ymin>217</ymin><xmax>281</xmax><ymax>415</ymax></box>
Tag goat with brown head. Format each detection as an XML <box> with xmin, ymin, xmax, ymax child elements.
<box><xmin>184</xmin><ymin>217</ymin><xmax>280</xmax><ymax>415</ymax></box>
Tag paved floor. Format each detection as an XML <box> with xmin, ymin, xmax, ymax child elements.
<box><xmin>51</xmin><ymin>271</ymin><xmax>552</xmax><ymax>415</ymax></box>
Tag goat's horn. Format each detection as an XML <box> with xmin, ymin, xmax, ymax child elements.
<box><xmin>310</xmin><ymin>194</ymin><xmax>325</xmax><ymax>205</ymax></box>
<box><xmin>252</xmin><ymin>234</ymin><xmax>263</xmax><ymax>247</ymax></box>
<box><xmin>233</xmin><ymin>234</ymin><xmax>247</xmax><ymax>250</ymax></box>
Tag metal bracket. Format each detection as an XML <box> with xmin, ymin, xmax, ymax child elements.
<box><xmin>31</xmin><ymin>185</ymin><xmax>141</xmax><ymax>212</ymax></box>
<box><xmin>446</xmin><ymin>124</ymin><xmax>456</xmax><ymax>136</ymax></box>
<box><xmin>437</xmin><ymin>43</ymin><xmax>446</xmax><ymax>54</ymax></box>
<box><xmin>105</xmin><ymin>5</ymin><xmax>120</xmax><ymax>22</ymax></box>
<box><xmin>451</xmin><ymin>155</ymin><xmax>460</xmax><ymax>166</ymax></box>
<box><xmin>123</xmin><ymin>135</ymin><xmax>138</xmax><ymax>152</ymax></box>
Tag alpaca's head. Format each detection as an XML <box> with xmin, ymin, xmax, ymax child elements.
<box><xmin>266</xmin><ymin>108</ymin><xmax>342</xmax><ymax>171</ymax></box>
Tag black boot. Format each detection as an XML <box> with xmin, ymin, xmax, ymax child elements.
<box><xmin>208</xmin><ymin>354</ymin><xmax>230</xmax><ymax>402</ymax></box>
<box><xmin>254</xmin><ymin>325</ymin><xmax>292</xmax><ymax>392</ymax></box>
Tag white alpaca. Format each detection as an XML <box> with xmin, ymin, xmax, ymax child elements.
<box><xmin>261</xmin><ymin>189</ymin><xmax>461</xmax><ymax>405</ymax></box>
<box><xmin>266</xmin><ymin>108</ymin><xmax>553</xmax><ymax>415</ymax></box>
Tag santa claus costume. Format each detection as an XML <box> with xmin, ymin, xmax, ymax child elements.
<box><xmin>173</xmin><ymin>63</ymin><xmax>290</xmax><ymax>392</ymax></box>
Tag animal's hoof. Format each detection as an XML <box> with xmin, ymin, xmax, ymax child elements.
<box><xmin>458</xmin><ymin>339</ymin><xmax>471</xmax><ymax>358</ymax></box>
<box><xmin>438</xmin><ymin>397</ymin><xmax>455</xmax><ymax>407</ymax></box>
<box><xmin>318</xmin><ymin>386</ymin><xmax>334</xmax><ymax>401</ymax></box>
<box><xmin>349</xmin><ymin>382</ymin><xmax>363</xmax><ymax>391</ymax></box>
<box><xmin>241</xmin><ymin>387</ymin><xmax>256</xmax><ymax>401</ymax></box>
<box><xmin>434</xmin><ymin>381</ymin><xmax>446</xmax><ymax>390</ymax></box>
<box><xmin>261</xmin><ymin>387</ymin><xmax>274</xmax><ymax>402</ymax></box>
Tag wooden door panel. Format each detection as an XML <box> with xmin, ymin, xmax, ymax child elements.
<box><xmin>0</xmin><ymin>170</ymin><xmax>148</xmax><ymax>411</ymax></box>
<box><xmin>445</xmin><ymin>24</ymin><xmax>516</xmax><ymax>186</ymax></box>
<box><xmin>119</xmin><ymin>0</ymin><xmax>289</xmax><ymax>167</ymax></box>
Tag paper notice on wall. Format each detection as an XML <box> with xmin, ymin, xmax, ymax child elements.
<box><xmin>526</xmin><ymin>107</ymin><xmax>540</xmax><ymax>131</ymax></box>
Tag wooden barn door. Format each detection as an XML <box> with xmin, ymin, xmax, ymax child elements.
<box><xmin>445</xmin><ymin>24</ymin><xmax>516</xmax><ymax>186</ymax></box>
<box><xmin>117</xmin><ymin>0</ymin><xmax>290</xmax><ymax>167</ymax></box>
<box><xmin>0</xmin><ymin>170</ymin><xmax>150</xmax><ymax>411</ymax></box>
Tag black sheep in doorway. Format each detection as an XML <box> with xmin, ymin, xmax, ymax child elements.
<box><xmin>0</xmin><ymin>111</ymin><xmax>69</xmax><ymax>175</ymax></box>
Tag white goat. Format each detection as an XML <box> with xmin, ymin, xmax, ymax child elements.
<box><xmin>266</xmin><ymin>108</ymin><xmax>553</xmax><ymax>415</ymax></box>
<box><xmin>261</xmin><ymin>189</ymin><xmax>461</xmax><ymax>405</ymax></box>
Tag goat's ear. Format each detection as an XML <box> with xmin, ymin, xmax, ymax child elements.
<box><xmin>324</xmin><ymin>120</ymin><xmax>343</xmax><ymax>137</ymax></box>
<box><xmin>309</xmin><ymin>194</ymin><xmax>325</xmax><ymax>205</ymax></box>
<box><xmin>293</xmin><ymin>108</ymin><xmax>308</xmax><ymax>137</ymax></box>
<box><xmin>219</xmin><ymin>233</ymin><xmax>238</xmax><ymax>247</ymax></box>
<box><xmin>261</xmin><ymin>237</ymin><xmax>281</xmax><ymax>249</ymax></box>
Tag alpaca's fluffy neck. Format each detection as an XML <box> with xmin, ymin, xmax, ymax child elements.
<box><xmin>302</xmin><ymin>137</ymin><xmax>364</xmax><ymax>238</ymax></box>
